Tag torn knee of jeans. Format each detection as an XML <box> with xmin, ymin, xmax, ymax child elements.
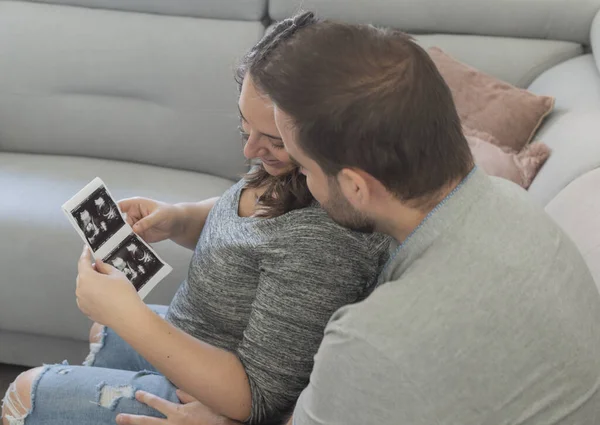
<box><xmin>83</xmin><ymin>326</ymin><xmax>107</xmax><ymax>366</ymax></box>
<box><xmin>133</xmin><ymin>370</ymin><xmax>160</xmax><ymax>379</ymax></box>
<box><xmin>95</xmin><ymin>382</ymin><xmax>135</xmax><ymax>410</ymax></box>
<box><xmin>2</xmin><ymin>381</ymin><xmax>30</xmax><ymax>425</ymax></box>
<box><xmin>55</xmin><ymin>367</ymin><xmax>72</xmax><ymax>375</ymax></box>
<box><xmin>53</xmin><ymin>359</ymin><xmax>73</xmax><ymax>376</ymax></box>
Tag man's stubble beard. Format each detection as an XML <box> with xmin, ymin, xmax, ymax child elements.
<box><xmin>321</xmin><ymin>179</ymin><xmax>376</xmax><ymax>234</ymax></box>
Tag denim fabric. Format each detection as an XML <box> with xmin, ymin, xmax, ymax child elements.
<box><xmin>23</xmin><ymin>365</ymin><xmax>179</xmax><ymax>424</ymax></box>
<box><xmin>12</xmin><ymin>305</ymin><xmax>179</xmax><ymax>424</ymax></box>
<box><xmin>87</xmin><ymin>305</ymin><xmax>168</xmax><ymax>372</ymax></box>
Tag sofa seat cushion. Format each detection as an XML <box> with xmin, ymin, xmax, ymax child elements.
<box><xmin>0</xmin><ymin>152</ymin><xmax>234</xmax><ymax>342</ymax></box>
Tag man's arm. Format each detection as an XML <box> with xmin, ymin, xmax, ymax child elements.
<box><xmin>289</xmin><ymin>317</ymin><xmax>400</xmax><ymax>425</ymax></box>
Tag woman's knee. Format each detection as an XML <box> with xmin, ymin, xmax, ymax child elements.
<box><xmin>1</xmin><ymin>367</ymin><xmax>44</xmax><ymax>425</ymax></box>
<box><xmin>84</xmin><ymin>323</ymin><xmax>107</xmax><ymax>367</ymax></box>
<box><xmin>89</xmin><ymin>322</ymin><xmax>105</xmax><ymax>344</ymax></box>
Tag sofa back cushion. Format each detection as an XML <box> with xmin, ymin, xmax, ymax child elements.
<box><xmin>270</xmin><ymin>0</ymin><xmax>600</xmax><ymax>44</ymax></box>
<box><xmin>270</xmin><ymin>0</ymin><xmax>595</xmax><ymax>88</ymax></box>
<box><xmin>0</xmin><ymin>1</ymin><xmax>265</xmax><ymax>179</ymax></box>
<box><xmin>25</xmin><ymin>0</ymin><xmax>267</xmax><ymax>20</ymax></box>
<box><xmin>415</xmin><ymin>34</ymin><xmax>581</xmax><ymax>88</ymax></box>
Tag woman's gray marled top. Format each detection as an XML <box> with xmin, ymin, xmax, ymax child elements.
<box><xmin>166</xmin><ymin>177</ymin><xmax>390</xmax><ymax>424</ymax></box>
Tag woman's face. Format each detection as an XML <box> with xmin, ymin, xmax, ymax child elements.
<box><xmin>239</xmin><ymin>75</ymin><xmax>295</xmax><ymax>176</ymax></box>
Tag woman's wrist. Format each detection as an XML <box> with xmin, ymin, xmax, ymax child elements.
<box><xmin>171</xmin><ymin>198</ymin><xmax>218</xmax><ymax>249</ymax></box>
<box><xmin>171</xmin><ymin>203</ymin><xmax>191</xmax><ymax>240</ymax></box>
<box><xmin>108</xmin><ymin>300</ymin><xmax>154</xmax><ymax>339</ymax></box>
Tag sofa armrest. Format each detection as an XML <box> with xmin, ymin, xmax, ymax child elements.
<box><xmin>590</xmin><ymin>8</ymin><xmax>600</xmax><ymax>73</ymax></box>
<box><xmin>528</xmin><ymin>109</ymin><xmax>600</xmax><ymax>205</ymax></box>
<box><xmin>546</xmin><ymin>168</ymin><xmax>600</xmax><ymax>290</ymax></box>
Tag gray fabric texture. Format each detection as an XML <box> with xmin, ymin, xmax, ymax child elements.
<box><xmin>166</xmin><ymin>177</ymin><xmax>390</xmax><ymax>425</ymax></box>
<box><xmin>270</xmin><ymin>0</ymin><xmax>600</xmax><ymax>44</ymax></box>
<box><xmin>15</xmin><ymin>0</ymin><xmax>267</xmax><ymax>20</ymax></box>
<box><xmin>0</xmin><ymin>152</ymin><xmax>233</xmax><ymax>345</ymax></box>
<box><xmin>294</xmin><ymin>168</ymin><xmax>600</xmax><ymax>425</ymax></box>
<box><xmin>0</xmin><ymin>1</ymin><xmax>263</xmax><ymax>180</ymax></box>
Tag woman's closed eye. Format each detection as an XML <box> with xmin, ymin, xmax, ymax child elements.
<box><xmin>267</xmin><ymin>137</ymin><xmax>285</xmax><ymax>150</ymax></box>
<box><xmin>239</xmin><ymin>126</ymin><xmax>284</xmax><ymax>150</ymax></box>
<box><xmin>238</xmin><ymin>126</ymin><xmax>250</xmax><ymax>143</ymax></box>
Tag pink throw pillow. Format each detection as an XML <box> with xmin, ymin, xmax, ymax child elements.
<box><xmin>464</xmin><ymin>127</ymin><xmax>550</xmax><ymax>188</ymax></box>
<box><xmin>429</xmin><ymin>47</ymin><xmax>555</xmax><ymax>151</ymax></box>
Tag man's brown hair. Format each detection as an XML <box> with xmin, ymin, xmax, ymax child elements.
<box><xmin>253</xmin><ymin>20</ymin><xmax>474</xmax><ymax>206</ymax></box>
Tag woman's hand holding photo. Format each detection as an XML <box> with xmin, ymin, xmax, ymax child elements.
<box><xmin>76</xmin><ymin>246</ymin><xmax>145</xmax><ymax>328</ymax></box>
<box><xmin>119</xmin><ymin>197</ymin><xmax>219</xmax><ymax>250</ymax></box>
<box><xmin>119</xmin><ymin>198</ymin><xmax>185</xmax><ymax>244</ymax></box>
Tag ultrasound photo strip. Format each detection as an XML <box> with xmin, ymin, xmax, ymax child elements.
<box><xmin>64</xmin><ymin>179</ymin><xmax>127</xmax><ymax>253</ymax></box>
<box><xmin>62</xmin><ymin>177</ymin><xmax>172</xmax><ymax>299</ymax></box>
<box><xmin>103</xmin><ymin>232</ymin><xmax>172</xmax><ymax>299</ymax></box>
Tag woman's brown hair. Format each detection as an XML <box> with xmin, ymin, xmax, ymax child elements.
<box><xmin>235</xmin><ymin>12</ymin><xmax>318</xmax><ymax>218</ymax></box>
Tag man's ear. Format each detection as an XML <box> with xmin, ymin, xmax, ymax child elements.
<box><xmin>337</xmin><ymin>168</ymin><xmax>371</xmax><ymax>208</ymax></box>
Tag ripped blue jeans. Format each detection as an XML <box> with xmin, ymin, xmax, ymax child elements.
<box><xmin>3</xmin><ymin>305</ymin><xmax>179</xmax><ymax>425</ymax></box>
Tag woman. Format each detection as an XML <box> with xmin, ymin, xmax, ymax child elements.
<box><xmin>2</xmin><ymin>12</ymin><xmax>389</xmax><ymax>425</ymax></box>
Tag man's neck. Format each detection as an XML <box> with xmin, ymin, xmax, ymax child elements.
<box><xmin>376</xmin><ymin>178</ymin><xmax>464</xmax><ymax>243</ymax></box>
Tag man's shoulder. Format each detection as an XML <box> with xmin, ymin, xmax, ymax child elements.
<box><xmin>481</xmin><ymin>175</ymin><xmax>550</xmax><ymax>227</ymax></box>
<box><xmin>450</xmin><ymin>175</ymin><xmax>574</xmax><ymax>262</ymax></box>
<box><xmin>434</xmin><ymin>176</ymin><xmax>589</xmax><ymax>295</ymax></box>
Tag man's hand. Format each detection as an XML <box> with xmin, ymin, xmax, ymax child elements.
<box><xmin>116</xmin><ymin>390</ymin><xmax>239</xmax><ymax>425</ymax></box>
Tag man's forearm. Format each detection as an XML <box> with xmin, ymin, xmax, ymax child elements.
<box><xmin>114</xmin><ymin>303</ymin><xmax>252</xmax><ymax>422</ymax></box>
<box><xmin>172</xmin><ymin>197</ymin><xmax>219</xmax><ymax>250</ymax></box>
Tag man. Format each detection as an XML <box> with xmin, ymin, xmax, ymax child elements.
<box><xmin>117</xmin><ymin>19</ymin><xmax>600</xmax><ymax>425</ymax></box>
